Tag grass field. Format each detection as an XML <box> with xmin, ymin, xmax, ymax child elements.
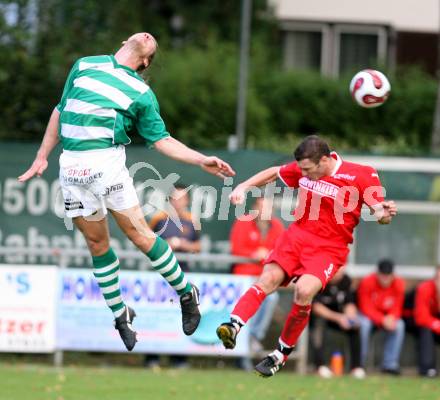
<box><xmin>1</xmin><ymin>364</ymin><xmax>439</xmax><ymax>400</ymax></box>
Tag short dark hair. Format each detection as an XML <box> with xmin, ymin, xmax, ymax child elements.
<box><xmin>174</xmin><ymin>184</ymin><xmax>187</xmax><ymax>191</ymax></box>
<box><xmin>377</xmin><ymin>259</ymin><xmax>394</xmax><ymax>275</ymax></box>
<box><xmin>294</xmin><ymin>135</ymin><xmax>331</xmax><ymax>164</ymax></box>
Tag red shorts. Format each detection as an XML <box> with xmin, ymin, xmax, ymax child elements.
<box><xmin>263</xmin><ymin>224</ymin><xmax>349</xmax><ymax>289</ymax></box>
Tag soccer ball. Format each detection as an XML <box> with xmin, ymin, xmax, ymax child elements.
<box><xmin>349</xmin><ymin>69</ymin><xmax>391</xmax><ymax>108</ymax></box>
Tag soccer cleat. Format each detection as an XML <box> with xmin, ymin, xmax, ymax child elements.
<box><xmin>216</xmin><ymin>322</ymin><xmax>237</xmax><ymax>349</ymax></box>
<box><xmin>254</xmin><ymin>350</ymin><xmax>286</xmax><ymax>378</ymax></box>
<box><xmin>180</xmin><ymin>284</ymin><xmax>201</xmax><ymax>335</ymax></box>
<box><xmin>114</xmin><ymin>306</ymin><xmax>137</xmax><ymax>351</ymax></box>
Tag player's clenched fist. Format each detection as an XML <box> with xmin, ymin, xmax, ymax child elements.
<box><xmin>382</xmin><ymin>200</ymin><xmax>398</xmax><ymax>216</ymax></box>
<box><xmin>229</xmin><ymin>184</ymin><xmax>247</xmax><ymax>205</ymax></box>
<box><xmin>376</xmin><ymin>200</ymin><xmax>398</xmax><ymax>224</ymax></box>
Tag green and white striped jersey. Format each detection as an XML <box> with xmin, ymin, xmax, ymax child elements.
<box><xmin>56</xmin><ymin>55</ymin><xmax>170</xmax><ymax>151</ymax></box>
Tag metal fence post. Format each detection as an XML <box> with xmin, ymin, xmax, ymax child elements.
<box><xmin>53</xmin><ymin>251</ymin><xmax>68</xmax><ymax>368</ymax></box>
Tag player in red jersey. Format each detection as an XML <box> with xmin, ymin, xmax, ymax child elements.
<box><xmin>414</xmin><ymin>267</ymin><xmax>440</xmax><ymax>377</ymax></box>
<box><xmin>216</xmin><ymin>135</ymin><xmax>397</xmax><ymax>377</ymax></box>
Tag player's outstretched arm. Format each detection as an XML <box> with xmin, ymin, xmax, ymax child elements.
<box><xmin>154</xmin><ymin>136</ymin><xmax>235</xmax><ymax>179</ymax></box>
<box><xmin>18</xmin><ymin>108</ymin><xmax>60</xmax><ymax>182</ymax></box>
<box><xmin>229</xmin><ymin>166</ymin><xmax>280</xmax><ymax>205</ymax></box>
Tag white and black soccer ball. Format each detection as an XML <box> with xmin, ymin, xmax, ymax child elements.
<box><xmin>349</xmin><ymin>69</ymin><xmax>391</xmax><ymax>108</ymax></box>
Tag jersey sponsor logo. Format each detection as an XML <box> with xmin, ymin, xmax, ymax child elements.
<box><xmin>371</xmin><ymin>173</ymin><xmax>379</xmax><ymax>178</ymax></box>
<box><xmin>333</xmin><ymin>173</ymin><xmax>356</xmax><ymax>181</ymax></box>
<box><xmin>299</xmin><ymin>177</ymin><xmax>340</xmax><ymax>199</ymax></box>
<box><xmin>61</xmin><ymin>172</ymin><xmax>103</xmax><ymax>185</ymax></box>
<box><xmin>67</xmin><ymin>168</ymin><xmax>91</xmax><ymax>177</ymax></box>
<box><xmin>324</xmin><ymin>263</ymin><xmax>334</xmax><ymax>281</ymax></box>
<box><xmin>64</xmin><ymin>200</ymin><xmax>84</xmax><ymax>211</ymax></box>
<box><xmin>105</xmin><ymin>183</ymin><xmax>124</xmax><ymax>195</ymax></box>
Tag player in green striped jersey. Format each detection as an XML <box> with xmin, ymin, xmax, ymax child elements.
<box><xmin>19</xmin><ymin>32</ymin><xmax>235</xmax><ymax>351</ymax></box>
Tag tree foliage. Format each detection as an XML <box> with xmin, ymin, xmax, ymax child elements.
<box><xmin>0</xmin><ymin>0</ymin><xmax>436</xmax><ymax>154</ymax></box>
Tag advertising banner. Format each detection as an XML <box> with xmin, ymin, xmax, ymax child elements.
<box><xmin>0</xmin><ymin>144</ymin><xmax>283</xmax><ymax>270</ymax></box>
<box><xmin>0</xmin><ymin>265</ymin><xmax>57</xmax><ymax>352</ymax></box>
<box><xmin>57</xmin><ymin>270</ymin><xmax>254</xmax><ymax>356</ymax></box>
<box><xmin>1</xmin><ymin>143</ymin><xmax>439</xmax><ymax>268</ymax></box>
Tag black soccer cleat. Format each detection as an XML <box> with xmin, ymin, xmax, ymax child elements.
<box><xmin>254</xmin><ymin>351</ymin><xmax>286</xmax><ymax>378</ymax></box>
<box><xmin>216</xmin><ymin>322</ymin><xmax>237</xmax><ymax>350</ymax></box>
<box><xmin>114</xmin><ymin>306</ymin><xmax>137</xmax><ymax>351</ymax></box>
<box><xmin>180</xmin><ymin>284</ymin><xmax>201</xmax><ymax>335</ymax></box>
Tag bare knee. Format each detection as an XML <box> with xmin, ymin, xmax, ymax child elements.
<box><xmin>294</xmin><ymin>274</ymin><xmax>322</xmax><ymax>305</ymax></box>
<box><xmin>86</xmin><ymin>235</ymin><xmax>109</xmax><ymax>256</ymax></box>
<box><xmin>257</xmin><ymin>266</ymin><xmax>285</xmax><ymax>294</ymax></box>
<box><xmin>126</xmin><ymin>228</ymin><xmax>156</xmax><ymax>252</ymax></box>
<box><xmin>295</xmin><ymin>283</ymin><xmax>318</xmax><ymax>305</ymax></box>
<box><xmin>73</xmin><ymin>217</ymin><xmax>110</xmax><ymax>257</ymax></box>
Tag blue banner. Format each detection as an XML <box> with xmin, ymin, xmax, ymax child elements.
<box><xmin>57</xmin><ymin>270</ymin><xmax>253</xmax><ymax>356</ymax></box>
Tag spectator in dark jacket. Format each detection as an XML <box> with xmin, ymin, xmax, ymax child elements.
<box><xmin>311</xmin><ymin>268</ymin><xmax>365</xmax><ymax>379</ymax></box>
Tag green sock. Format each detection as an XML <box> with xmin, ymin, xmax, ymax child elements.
<box><xmin>147</xmin><ymin>236</ymin><xmax>192</xmax><ymax>296</ymax></box>
<box><xmin>92</xmin><ymin>248</ymin><xmax>125</xmax><ymax>318</ymax></box>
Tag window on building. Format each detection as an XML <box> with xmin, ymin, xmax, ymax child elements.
<box><xmin>339</xmin><ymin>33</ymin><xmax>379</xmax><ymax>75</ymax></box>
<box><xmin>282</xmin><ymin>22</ymin><xmax>389</xmax><ymax>77</ymax></box>
<box><xmin>283</xmin><ymin>31</ymin><xmax>322</xmax><ymax>72</ymax></box>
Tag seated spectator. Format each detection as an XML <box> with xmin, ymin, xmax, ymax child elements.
<box><xmin>414</xmin><ymin>266</ymin><xmax>440</xmax><ymax>377</ymax></box>
<box><xmin>311</xmin><ymin>268</ymin><xmax>365</xmax><ymax>379</ymax></box>
<box><xmin>144</xmin><ymin>185</ymin><xmax>200</xmax><ymax>369</ymax></box>
<box><xmin>357</xmin><ymin>259</ymin><xmax>405</xmax><ymax>375</ymax></box>
<box><xmin>230</xmin><ymin>197</ymin><xmax>284</xmax><ymax>370</ymax></box>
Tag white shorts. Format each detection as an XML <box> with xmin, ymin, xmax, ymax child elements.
<box><xmin>59</xmin><ymin>145</ymin><xmax>139</xmax><ymax>218</ymax></box>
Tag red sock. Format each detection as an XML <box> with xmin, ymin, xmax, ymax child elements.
<box><xmin>231</xmin><ymin>285</ymin><xmax>267</xmax><ymax>325</ymax></box>
<box><xmin>280</xmin><ymin>303</ymin><xmax>311</xmax><ymax>347</ymax></box>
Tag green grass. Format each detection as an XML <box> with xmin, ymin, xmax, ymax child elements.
<box><xmin>1</xmin><ymin>364</ymin><xmax>439</xmax><ymax>400</ymax></box>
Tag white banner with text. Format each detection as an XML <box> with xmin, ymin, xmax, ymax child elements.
<box><xmin>0</xmin><ymin>265</ymin><xmax>57</xmax><ymax>352</ymax></box>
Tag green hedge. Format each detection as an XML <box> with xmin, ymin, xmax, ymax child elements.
<box><xmin>1</xmin><ymin>39</ymin><xmax>437</xmax><ymax>155</ymax></box>
<box><xmin>256</xmin><ymin>67</ymin><xmax>437</xmax><ymax>154</ymax></box>
<box><xmin>150</xmin><ymin>43</ymin><xmax>437</xmax><ymax>154</ymax></box>
<box><xmin>147</xmin><ymin>42</ymin><xmax>271</xmax><ymax>149</ymax></box>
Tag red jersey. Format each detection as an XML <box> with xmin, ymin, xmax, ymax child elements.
<box><xmin>278</xmin><ymin>152</ymin><xmax>384</xmax><ymax>244</ymax></box>
<box><xmin>414</xmin><ymin>280</ymin><xmax>440</xmax><ymax>334</ymax></box>
<box><xmin>357</xmin><ymin>273</ymin><xmax>405</xmax><ymax>326</ymax></box>
<box><xmin>230</xmin><ymin>217</ymin><xmax>285</xmax><ymax>276</ymax></box>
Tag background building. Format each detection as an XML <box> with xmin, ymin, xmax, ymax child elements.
<box><xmin>271</xmin><ymin>0</ymin><xmax>439</xmax><ymax>76</ymax></box>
